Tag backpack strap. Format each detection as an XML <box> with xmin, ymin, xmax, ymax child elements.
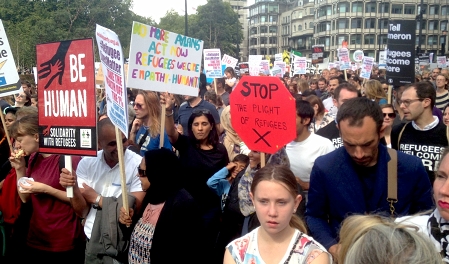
<box><xmin>386</xmin><ymin>148</ymin><xmax>398</xmax><ymax>217</ymax></box>
<box><xmin>397</xmin><ymin>122</ymin><xmax>410</xmax><ymax>149</ymax></box>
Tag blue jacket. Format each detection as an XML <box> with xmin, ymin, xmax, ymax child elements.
<box><xmin>306</xmin><ymin>144</ymin><xmax>433</xmax><ymax>249</ymax></box>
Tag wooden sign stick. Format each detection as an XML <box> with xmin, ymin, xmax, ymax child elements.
<box><xmin>261</xmin><ymin>152</ymin><xmax>266</xmax><ymax>168</ymax></box>
<box><xmin>0</xmin><ymin>109</ymin><xmax>13</xmax><ymax>153</ymax></box>
<box><xmin>115</xmin><ymin>126</ymin><xmax>129</xmax><ymax>214</ymax></box>
<box><xmin>214</xmin><ymin>78</ymin><xmax>217</xmax><ymax>94</ymax></box>
<box><xmin>159</xmin><ymin>106</ymin><xmax>166</xmax><ymax>148</ymax></box>
<box><xmin>64</xmin><ymin>156</ymin><xmax>73</xmax><ymax>198</ymax></box>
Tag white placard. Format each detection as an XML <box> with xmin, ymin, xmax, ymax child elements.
<box><xmin>437</xmin><ymin>56</ymin><xmax>447</xmax><ymax>68</ymax></box>
<box><xmin>275</xmin><ymin>53</ymin><xmax>283</xmax><ymax>62</ymax></box>
<box><xmin>360</xmin><ymin>56</ymin><xmax>374</xmax><ymax>79</ymax></box>
<box><xmin>294</xmin><ymin>57</ymin><xmax>307</xmax><ymax>74</ymax></box>
<box><xmin>127</xmin><ymin>22</ymin><xmax>203</xmax><ymax>96</ymax></box>
<box><xmin>204</xmin><ymin>48</ymin><xmax>222</xmax><ymax>78</ymax></box>
<box><xmin>221</xmin><ymin>54</ymin><xmax>238</xmax><ymax>68</ymax></box>
<box><xmin>0</xmin><ymin>19</ymin><xmax>20</xmax><ymax>96</ymax></box>
<box><xmin>96</xmin><ymin>24</ymin><xmax>128</xmax><ymax>136</ymax></box>
<box><xmin>338</xmin><ymin>48</ymin><xmax>350</xmax><ymax>70</ymax></box>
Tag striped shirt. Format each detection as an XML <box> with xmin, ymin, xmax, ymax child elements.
<box><xmin>436</xmin><ymin>90</ymin><xmax>449</xmax><ymax>111</ymax></box>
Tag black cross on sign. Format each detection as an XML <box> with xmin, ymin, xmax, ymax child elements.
<box><xmin>253</xmin><ymin>129</ymin><xmax>271</xmax><ymax>147</ymax></box>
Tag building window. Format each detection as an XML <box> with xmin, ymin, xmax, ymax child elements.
<box><xmin>418</xmin><ymin>4</ymin><xmax>427</xmax><ymax>15</ymax></box>
<box><xmin>268</xmin><ymin>4</ymin><xmax>278</xmax><ymax>13</ymax></box>
<box><xmin>428</xmin><ymin>21</ymin><xmax>439</xmax><ymax>30</ymax></box>
<box><xmin>442</xmin><ymin>6</ymin><xmax>449</xmax><ymax>16</ymax></box>
<box><xmin>415</xmin><ymin>36</ymin><xmax>425</xmax><ymax>45</ymax></box>
<box><xmin>260</xmin><ymin>15</ymin><xmax>266</xmax><ymax>23</ymax></box>
<box><xmin>250</xmin><ymin>49</ymin><xmax>258</xmax><ymax>55</ymax></box>
<box><xmin>260</xmin><ymin>48</ymin><xmax>267</xmax><ymax>55</ymax></box>
<box><xmin>351</xmin><ymin>18</ymin><xmax>362</xmax><ymax>29</ymax></box>
<box><xmin>429</xmin><ymin>5</ymin><xmax>439</xmax><ymax>15</ymax></box>
<box><xmin>269</xmin><ymin>48</ymin><xmax>277</xmax><ymax>55</ymax></box>
<box><xmin>250</xmin><ymin>38</ymin><xmax>257</xmax><ymax>45</ymax></box>
<box><xmin>260</xmin><ymin>26</ymin><xmax>268</xmax><ymax>33</ymax></box>
<box><xmin>251</xmin><ymin>27</ymin><xmax>258</xmax><ymax>35</ymax></box>
<box><xmin>269</xmin><ymin>26</ymin><xmax>277</xmax><ymax>33</ymax></box>
<box><xmin>378</xmin><ymin>19</ymin><xmax>388</xmax><ymax>30</ymax></box>
<box><xmin>298</xmin><ymin>25</ymin><xmax>303</xmax><ymax>30</ymax></box>
<box><xmin>338</xmin><ymin>2</ymin><xmax>349</xmax><ymax>13</ymax></box>
<box><xmin>350</xmin><ymin>34</ymin><xmax>362</xmax><ymax>45</ymax></box>
<box><xmin>352</xmin><ymin>2</ymin><xmax>363</xmax><ymax>13</ymax></box>
<box><xmin>260</xmin><ymin>4</ymin><xmax>266</xmax><ymax>13</ymax></box>
<box><xmin>338</xmin><ymin>19</ymin><xmax>349</xmax><ymax>29</ymax></box>
<box><xmin>379</xmin><ymin>3</ymin><xmax>389</xmax><ymax>13</ymax></box>
<box><xmin>318</xmin><ymin>22</ymin><xmax>331</xmax><ymax>32</ymax></box>
<box><xmin>392</xmin><ymin>4</ymin><xmax>403</xmax><ymax>14</ymax></box>
<box><xmin>404</xmin><ymin>5</ymin><xmax>415</xmax><ymax>14</ymax></box>
<box><xmin>309</xmin><ymin>22</ymin><xmax>314</xmax><ymax>29</ymax></box>
<box><xmin>260</xmin><ymin>37</ymin><xmax>268</xmax><ymax>44</ymax></box>
<box><xmin>428</xmin><ymin>35</ymin><xmax>438</xmax><ymax>45</ymax></box>
<box><xmin>378</xmin><ymin>34</ymin><xmax>388</xmax><ymax>45</ymax></box>
<box><xmin>442</xmin><ymin>21</ymin><xmax>448</xmax><ymax>31</ymax></box>
<box><xmin>365</xmin><ymin>18</ymin><xmax>375</xmax><ymax>29</ymax></box>
<box><xmin>364</xmin><ymin>34</ymin><xmax>375</xmax><ymax>44</ymax></box>
<box><xmin>365</xmin><ymin>2</ymin><xmax>376</xmax><ymax>13</ymax></box>
<box><xmin>269</xmin><ymin>15</ymin><xmax>277</xmax><ymax>22</ymax></box>
<box><xmin>337</xmin><ymin>35</ymin><xmax>348</xmax><ymax>45</ymax></box>
<box><xmin>417</xmin><ymin>21</ymin><xmax>427</xmax><ymax>30</ymax></box>
<box><xmin>269</xmin><ymin>37</ymin><xmax>277</xmax><ymax>44</ymax></box>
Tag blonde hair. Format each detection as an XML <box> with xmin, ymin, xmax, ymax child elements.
<box><xmin>137</xmin><ymin>90</ymin><xmax>161</xmax><ymax>138</ymax></box>
<box><xmin>251</xmin><ymin>165</ymin><xmax>307</xmax><ymax>234</ymax></box>
<box><xmin>297</xmin><ymin>79</ymin><xmax>309</xmax><ymax>94</ymax></box>
<box><xmin>364</xmin><ymin>79</ymin><xmax>387</xmax><ymax>103</ymax></box>
<box><xmin>338</xmin><ymin>215</ymin><xmax>441</xmax><ymax>264</ymax></box>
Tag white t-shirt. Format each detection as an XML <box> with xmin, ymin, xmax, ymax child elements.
<box><xmin>286</xmin><ymin>133</ymin><xmax>335</xmax><ymax>183</ymax></box>
<box><xmin>76</xmin><ymin>149</ymin><xmax>143</xmax><ymax>239</ymax></box>
<box><xmin>286</xmin><ymin>133</ymin><xmax>334</xmax><ymax>201</ymax></box>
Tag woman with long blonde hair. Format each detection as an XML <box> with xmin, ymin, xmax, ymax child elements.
<box><xmin>363</xmin><ymin>79</ymin><xmax>387</xmax><ymax>105</ymax></box>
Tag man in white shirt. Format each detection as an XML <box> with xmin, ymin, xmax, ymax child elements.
<box><xmin>60</xmin><ymin>118</ymin><xmax>144</xmax><ymax>250</ymax></box>
<box><xmin>286</xmin><ymin>100</ymin><xmax>335</xmax><ymax>201</ymax></box>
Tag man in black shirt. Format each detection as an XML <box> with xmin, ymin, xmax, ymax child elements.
<box><xmin>317</xmin><ymin>83</ymin><xmax>360</xmax><ymax>148</ymax></box>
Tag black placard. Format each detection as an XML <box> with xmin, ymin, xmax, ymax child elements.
<box><xmin>312</xmin><ymin>45</ymin><xmax>325</xmax><ymax>64</ymax></box>
<box><xmin>386</xmin><ymin>20</ymin><xmax>416</xmax><ymax>86</ymax></box>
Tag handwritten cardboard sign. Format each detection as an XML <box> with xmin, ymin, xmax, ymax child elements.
<box><xmin>96</xmin><ymin>24</ymin><xmax>129</xmax><ymax>136</ymax></box>
<box><xmin>338</xmin><ymin>48</ymin><xmax>350</xmax><ymax>70</ymax></box>
<box><xmin>230</xmin><ymin>76</ymin><xmax>296</xmax><ymax>154</ymax></box>
<box><xmin>294</xmin><ymin>57</ymin><xmax>307</xmax><ymax>75</ymax></box>
<box><xmin>222</xmin><ymin>54</ymin><xmax>238</xmax><ymax>68</ymax></box>
<box><xmin>360</xmin><ymin>56</ymin><xmax>374</xmax><ymax>79</ymax></box>
<box><xmin>36</xmin><ymin>39</ymin><xmax>97</xmax><ymax>156</ymax></box>
<box><xmin>204</xmin><ymin>48</ymin><xmax>222</xmax><ymax>78</ymax></box>
<box><xmin>0</xmin><ymin>19</ymin><xmax>20</xmax><ymax>96</ymax></box>
<box><xmin>127</xmin><ymin>22</ymin><xmax>203</xmax><ymax>96</ymax></box>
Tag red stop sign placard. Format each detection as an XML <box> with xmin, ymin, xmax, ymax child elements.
<box><xmin>230</xmin><ymin>76</ymin><xmax>296</xmax><ymax>154</ymax></box>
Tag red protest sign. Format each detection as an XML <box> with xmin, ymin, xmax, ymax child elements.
<box><xmin>230</xmin><ymin>76</ymin><xmax>296</xmax><ymax>154</ymax></box>
<box><xmin>36</xmin><ymin>38</ymin><xmax>97</xmax><ymax>156</ymax></box>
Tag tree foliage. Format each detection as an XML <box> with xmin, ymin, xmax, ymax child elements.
<box><xmin>190</xmin><ymin>0</ymin><xmax>243</xmax><ymax>58</ymax></box>
<box><xmin>0</xmin><ymin>0</ymin><xmax>155</xmax><ymax>68</ymax></box>
<box><xmin>156</xmin><ymin>0</ymin><xmax>243</xmax><ymax>58</ymax></box>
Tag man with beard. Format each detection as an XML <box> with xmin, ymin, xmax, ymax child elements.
<box><xmin>306</xmin><ymin>97</ymin><xmax>433</xmax><ymax>260</ymax></box>
<box><xmin>177</xmin><ymin>93</ymin><xmax>222</xmax><ymax>136</ymax></box>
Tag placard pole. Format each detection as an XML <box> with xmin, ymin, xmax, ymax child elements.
<box><xmin>115</xmin><ymin>126</ymin><xmax>129</xmax><ymax>215</ymax></box>
<box><xmin>65</xmin><ymin>156</ymin><xmax>73</xmax><ymax>198</ymax></box>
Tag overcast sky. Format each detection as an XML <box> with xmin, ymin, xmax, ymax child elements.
<box><xmin>131</xmin><ymin>0</ymin><xmax>255</xmax><ymax>23</ymax></box>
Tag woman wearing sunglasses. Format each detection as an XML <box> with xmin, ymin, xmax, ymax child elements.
<box><xmin>14</xmin><ymin>91</ymin><xmax>32</xmax><ymax>108</ymax></box>
<box><xmin>161</xmin><ymin>92</ymin><xmax>229</xmax><ymax>260</ymax></box>
<box><xmin>119</xmin><ymin>148</ymin><xmax>201</xmax><ymax>264</ymax></box>
<box><xmin>380</xmin><ymin>104</ymin><xmax>396</xmax><ymax>148</ymax></box>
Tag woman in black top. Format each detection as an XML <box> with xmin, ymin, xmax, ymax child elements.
<box><xmin>161</xmin><ymin>92</ymin><xmax>229</xmax><ymax>260</ymax></box>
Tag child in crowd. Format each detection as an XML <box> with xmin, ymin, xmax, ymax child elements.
<box><xmin>207</xmin><ymin>154</ymin><xmax>249</xmax><ymax>208</ymax></box>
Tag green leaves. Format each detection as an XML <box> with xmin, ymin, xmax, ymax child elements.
<box><xmin>0</xmin><ymin>0</ymin><xmax>155</xmax><ymax>68</ymax></box>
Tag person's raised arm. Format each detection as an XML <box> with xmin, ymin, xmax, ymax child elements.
<box><xmin>160</xmin><ymin>92</ymin><xmax>179</xmax><ymax>144</ymax></box>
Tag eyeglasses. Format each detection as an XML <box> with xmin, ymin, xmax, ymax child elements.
<box><xmin>192</xmin><ymin>108</ymin><xmax>211</xmax><ymax>115</ymax></box>
<box><xmin>106</xmin><ymin>137</ymin><xmax>128</xmax><ymax>147</ymax></box>
<box><xmin>399</xmin><ymin>98</ymin><xmax>424</xmax><ymax>107</ymax></box>
<box><xmin>134</xmin><ymin>103</ymin><xmax>143</xmax><ymax>110</ymax></box>
<box><xmin>137</xmin><ymin>166</ymin><xmax>146</xmax><ymax>177</ymax></box>
<box><xmin>15</xmin><ymin>94</ymin><xmax>25</xmax><ymax>98</ymax></box>
<box><xmin>383</xmin><ymin>113</ymin><xmax>396</xmax><ymax>118</ymax></box>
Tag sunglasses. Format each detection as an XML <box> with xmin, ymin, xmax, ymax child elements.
<box><xmin>107</xmin><ymin>137</ymin><xmax>128</xmax><ymax>147</ymax></box>
<box><xmin>383</xmin><ymin>113</ymin><xmax>396</xmax><ymax>118</ymax></box>
<box><xmin>134</xmin><ymin>103</ymin><xmax>143</xmax><ymax>110</ymax></box>
<box><xmin>137</xmin><ymin>166</ymin><xmax>146</xmax><ymax>177</ymax></box>
<box><xmin>15</xmin><ymin>94</ymin><xmax>25</xmax><ymax>98</ymax></box>
<box><xmin>193</xmin><ymin>108</ymin><xmax>211</xmax><ymax>114</ymax></box>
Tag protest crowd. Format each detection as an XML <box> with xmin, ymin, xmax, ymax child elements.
<box><xmin>0</xmin><ymin>20</ymin><xmax>449</xmax><ymax>264</ymax></box>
